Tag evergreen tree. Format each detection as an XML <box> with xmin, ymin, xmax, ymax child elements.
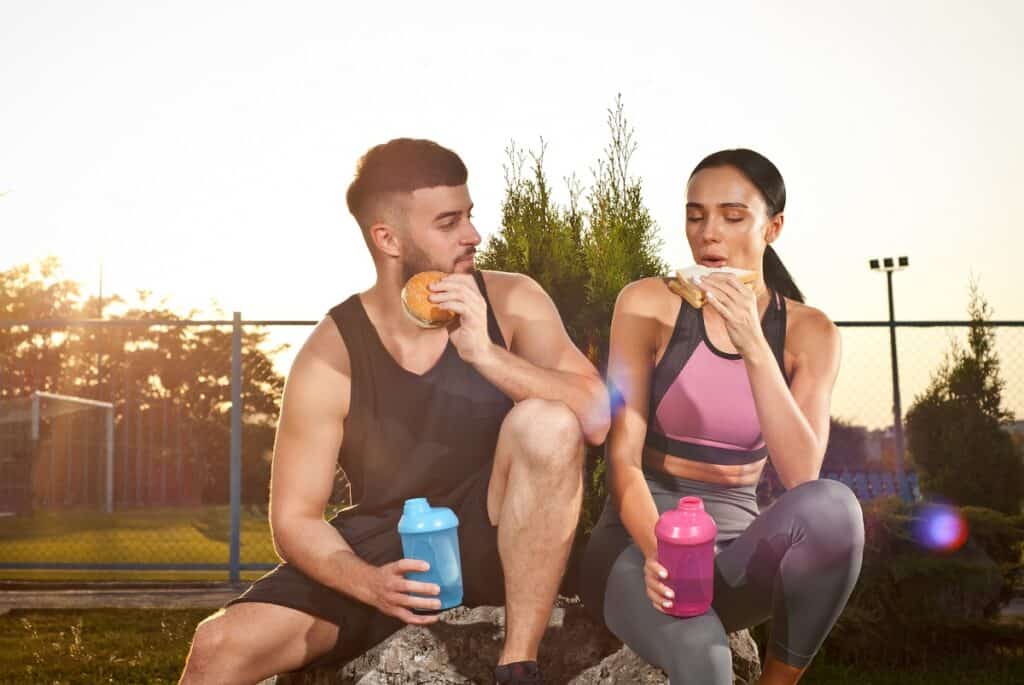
<box><xmin>477</xmin><ymin>96</ymin><xmax>667</xmax><ymax>533</ymax></box>
<box><xmin>905</xmin><ymin>280</ymin><xmax>1023</xmax><ymax>514</ymax></box>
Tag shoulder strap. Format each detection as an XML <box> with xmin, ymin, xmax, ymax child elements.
<box><xmin>649</xmin><ymin>299</ymin><xmax>703</xmax><ymax>411</ymax></box>
<box><xmin>474</xmin><ymin>271</ymin><xmax>510</xmax><ymax>349</ymax></box>
<box><xmin>762</xmin><ymin>290</ymin><xmax>788</xmax><ymax>383</ymax></box>
<box><xmin>327</xmin><ymin>296</ymin><xmax>362</xmax><ymax>359</ymax></box>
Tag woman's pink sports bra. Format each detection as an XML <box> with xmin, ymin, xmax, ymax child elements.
<box><xmin>644</xmin><ymin>290</ymin><xmax>788</xmax><ymax>465</ymax></box>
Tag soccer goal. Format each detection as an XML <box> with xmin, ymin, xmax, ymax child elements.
<box><xmin>0</xmin><ymin>392</ymin><xmax>115</xmax><ymax>514</ymax></box>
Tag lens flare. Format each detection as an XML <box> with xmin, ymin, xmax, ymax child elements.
<box><xmin>608</xmin><ymin>382</ymin><xmax>625</xmax><ymax>419</ymax></box>
<box><xmin>913</xmin><ymin>504</ymin><xmax>968</xmax><ymax>552</ymax></box>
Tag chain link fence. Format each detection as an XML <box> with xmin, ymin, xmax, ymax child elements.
<box><xmin>1</xmin><ymin>317</ymin><xmax>1021</xmax><ymax>581</ymax></box>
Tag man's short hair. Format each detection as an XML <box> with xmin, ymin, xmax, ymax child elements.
<box><xmin>346</xmin><ymin>138</ymin><xmax>468</xmax><ymax>231</ymax></box>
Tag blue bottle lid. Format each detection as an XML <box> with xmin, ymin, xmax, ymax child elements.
<box><xmin>398</xmin><ymin>497</ymin><xmax>460</xmax><ymax>534</ymax></box>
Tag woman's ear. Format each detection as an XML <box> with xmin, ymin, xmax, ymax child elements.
<box><xmin>765</xmin><ymin>212</ymin><xmax>784</xmax><ymax>245</ymax></box>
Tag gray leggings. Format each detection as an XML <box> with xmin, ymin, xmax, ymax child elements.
<box><xmin>580</xmin><ymin>469</ymin><xmax>864</xmax><ymax>682</ymax></box>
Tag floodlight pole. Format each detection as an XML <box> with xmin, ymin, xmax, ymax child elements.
<box><xmin>870</xmin><ymin>257</ymin><xmax>910</xmax><ymax>500</ymax></box>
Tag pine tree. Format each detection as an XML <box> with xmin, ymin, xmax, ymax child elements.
<box><xmin>477</xmin><ymin>96</ymin><xmax>667</xmax><ymax>534</ymax></box>
<box><xmin>905</xmin><ymin>280</ymin><xmax>1023</xmax><ymax>514</ymax></box>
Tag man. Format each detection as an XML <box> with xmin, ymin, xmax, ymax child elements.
<box><xmin>179</xmin><ymin>138</ymin><xmax>610</xmax><ymax>684</ymax></box>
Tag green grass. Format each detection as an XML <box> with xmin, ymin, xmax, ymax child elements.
<box><xmin>1</xmin><ymin>609</ymin><xmax>1022</xmax><ymax>684</ymax></box>
<box><xmin>0</xmin><ymin>609</ymin><xmax>208</xmax><ymax>684</ymax></box>
<box><xmin>0</xmin><ymin>507</ymin><xmax>279</xmax><ymax>582</ymax></box>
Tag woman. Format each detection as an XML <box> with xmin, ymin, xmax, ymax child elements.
<box><xmin>581</xmin><ymin>149</ymin><xmax>864</xmax><ymax>685</ymax></box>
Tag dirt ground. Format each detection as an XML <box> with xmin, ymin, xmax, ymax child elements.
<box><xmin>0</xmin><ymin>581</ymin><xmax>246</xmax><ymax>613</ymax></box>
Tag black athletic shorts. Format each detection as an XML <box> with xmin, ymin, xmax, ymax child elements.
<box><xmin>225</xmin><ymin>465</ymin><xmax>505</xmax><ymax>670</ymax></box>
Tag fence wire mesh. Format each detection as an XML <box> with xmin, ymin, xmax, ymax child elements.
<box><xmin>1</xmin><ymin>319</ymin><xmax>1020</xmax><ymax>580</ymax></box>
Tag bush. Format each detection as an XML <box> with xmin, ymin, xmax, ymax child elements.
<box><xmin>821</xmin><ymin>498</ymin><xmax>1024</xmax><ymax>666</ymax></box>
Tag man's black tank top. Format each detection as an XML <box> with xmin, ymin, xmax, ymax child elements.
<box><xmin>326</xmin><ymin>271</ymin><xmax>514</xmax><ymax>543</ymax></box>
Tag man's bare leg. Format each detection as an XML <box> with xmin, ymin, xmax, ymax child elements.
<box><xmin>179</xmin><ymin>602</ymin><xmax>339</xmax><ymax>685</ymax></box>
<box><xmin>487</xmin><ymin>398</ymin><xmax>585</xmax><ymax>665</ymax></box>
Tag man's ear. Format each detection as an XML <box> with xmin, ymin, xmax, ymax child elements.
<box><xmin>369</xmin><ymin>221</ymin><xmax>402</xmax><ymax>258</ymax></box>
<box><xmin>765</xmin><ymin>212</ymin><xmax>784</xmax><ymax>245</ymax></box>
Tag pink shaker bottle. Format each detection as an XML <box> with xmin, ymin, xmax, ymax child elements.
<box><xmin>655</xmin><ymin>496</ymin><xmax>717</xmax><ymax>617</ymax></box>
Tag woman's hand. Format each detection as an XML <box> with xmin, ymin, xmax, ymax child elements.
<box><xmin>644</xmin><ymin>555</ymin><xmax>675</xmax><ymax>614</ymax></box>
<box><xmin>693</xmin><ymin>273</ymin><xmax>767</xmax><ymax>356</ymax></box>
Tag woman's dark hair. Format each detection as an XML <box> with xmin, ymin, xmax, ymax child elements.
<box><xmin>690</xmin><ymin>149</ymin><xmax>804</xmax><ymax>303</ymax></box>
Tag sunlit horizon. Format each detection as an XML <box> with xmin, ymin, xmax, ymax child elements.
<box><xmin>3</xmin><ymin>0</ymin><xmax>1023</xmax><ymax>430</ymax></box>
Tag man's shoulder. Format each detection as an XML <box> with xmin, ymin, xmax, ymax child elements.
<box><xmin>294</xmin><ymin>315</ymin><xmax>351</xmax><ymax>378</ymax></box>
<box><xmin>479</xmin><ymin>270</ymin><xmax>550</xmax><ymax>311</ymax></box>
<box><xmin>479</xmin><ymin>269</ymin><xmax>538</xmax><ymax>294</ymax></box>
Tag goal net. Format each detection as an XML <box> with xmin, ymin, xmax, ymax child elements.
<box><xmin>0</xmin><ymin>392</ymin><xmax>114</xmax><ymax>514</ymax></box>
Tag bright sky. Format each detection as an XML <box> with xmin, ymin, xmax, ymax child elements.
<box><xmin>3</xmin><ymin>1</ymin><xmax>1023</xmax><ymax>427</ymax></box>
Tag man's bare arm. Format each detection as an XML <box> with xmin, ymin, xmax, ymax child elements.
<box><xmin>269</xmin><ymin>319</ymin><xmax>441</xmax><ymax>624</ymax></box>
<box><xmin>474</xmin><ymin>273</ymin><xmax>610</xmax><ymax>445</ymax></box>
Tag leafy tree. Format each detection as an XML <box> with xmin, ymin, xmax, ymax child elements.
<box><xmin>0</xmin><ymin>259</ymin><xmax>285</xmax><ymax>505</ymax></box>
<box><xmin>822</xmin><ymin>417</ymin><xmax>870</xmax><ymax>473</ymax></box>
<box><xmin>905</xmin><ymin>281</ymin><xmax>1023</xmax><ymax>514</ymax></box>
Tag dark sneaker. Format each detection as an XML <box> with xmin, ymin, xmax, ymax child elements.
<box><xmin>494</xmin><ymin>660</ymin><xmax>543</xmax><ymax>684</ymax></box>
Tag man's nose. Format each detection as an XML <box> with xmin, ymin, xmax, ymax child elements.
<box><xmin>463</xmin><ymin>221</ymin><xmax>482</xmax><ymax>246</ymax></box>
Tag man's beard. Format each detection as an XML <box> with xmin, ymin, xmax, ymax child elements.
<box><xmin>400</xmin><ymin>239</ymin><xmax>437</xmax><ymax>284</ymax></box>
<box><xmin>400</xmin><ymin>241</ymin><xmax>475</xmax><ymax>283</ymax></box>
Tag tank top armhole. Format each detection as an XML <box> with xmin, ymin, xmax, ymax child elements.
<box><xmin>326</xmin><ymin>297</ymin><xmax>365</xmax><ymax>441</ymax></box>
<box><xmin>474</xmin><ymin>271</ymin><xmax>510</xmax><ymax>349</ymax></box>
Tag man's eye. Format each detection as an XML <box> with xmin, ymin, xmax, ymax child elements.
<box><xmin>686</xmin><ymin>216</ymin><xmax>703</xmax><ymax>222</ymax></box>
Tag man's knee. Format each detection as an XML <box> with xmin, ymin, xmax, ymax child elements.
<box><xmin>503</xmin><ymin>398</ymin><xmax>584</xmax><ymax>469</ymax></box>
<box><xmin>183</xmin><ymin>613</ymin><xmax>234</xmax><ymax>677</ymax></box>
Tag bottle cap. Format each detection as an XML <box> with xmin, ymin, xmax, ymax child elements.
<box><xmin>398</xmin><ymin>497</ymin><xmax>460</xmax><ymax>534</ymax></box>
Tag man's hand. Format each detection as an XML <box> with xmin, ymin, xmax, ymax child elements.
<box><xmin>358</xmin><ymin>558</ymin><xmax>444</xmax><ymax>625</ymax></box>
<box><xmin>427</xmin><ymin>273</ymin><xmax>495</xmax><ymax>365</ymax></box>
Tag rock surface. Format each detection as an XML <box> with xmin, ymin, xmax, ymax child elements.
<box><xmin>269</xmin><ymin>601</ymin><xmax>761</xmax><ymax>684</ymax></box>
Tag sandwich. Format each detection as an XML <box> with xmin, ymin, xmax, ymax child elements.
<box><xmin>668</xmin><ymin>265</ymin><xmax>758</xmax><ymax>309</ymax></box>
<box><xmin>401</xmin><ymin>271</ymin><xmax>458</xmax><ymax>328</ymax></box>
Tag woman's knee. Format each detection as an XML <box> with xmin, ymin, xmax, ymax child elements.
<box><xmin>790</xmin><ymin>478</ymin><xmax>865</xmax><ymax>554</ymax></box>
<box><xmin>650</xmin><ymin>616</ymin><xmax>733</xmax><ymax>684</ymax></box>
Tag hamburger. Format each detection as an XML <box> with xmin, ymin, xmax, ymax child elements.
<box><xmin>668</xmin><ymin>265</ymin><xmax>758</xmax><ymax>309</ymax></box>
<box><xmin>401</xmin><ymin>271</ymin><xmax>458</xmax><ymax>328</ymax></box>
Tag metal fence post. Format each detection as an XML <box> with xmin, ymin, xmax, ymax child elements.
<box><xmin>105</xmin><ymin>406</ymin><xmax>114</xmax><ymax>514</ymax></box>
<box><xmin>230</xmin><ymin>312</ymin><xmax>242</xmax><ymax>583</ymax></box>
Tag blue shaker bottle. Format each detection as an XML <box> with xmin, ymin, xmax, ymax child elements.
<box><xmin>397</xmin><ymin>498</ymin><xmax>463</xmax><ymax>610</ymax></box>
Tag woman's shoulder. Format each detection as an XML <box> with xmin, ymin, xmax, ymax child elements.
<box><xmin>615</xmin><ymin>276</ymin><xmax>678</xmax><ymax>314</ymax></box>
<box><xmin>783</xmin><ymin>297</ymin><xmax>839</xmax><ymax>349</ymax></box>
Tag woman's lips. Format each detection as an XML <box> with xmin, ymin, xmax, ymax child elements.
<box><xmin>700</xmin><ymin>257</ymin><xmax>726</xmax><ymax>267</ymax></box>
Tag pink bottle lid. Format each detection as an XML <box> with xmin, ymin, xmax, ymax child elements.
<box><xmin>655</xmin><ymin>496</ymin><xmax>717</xmax><ymax>546</ymax></box>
